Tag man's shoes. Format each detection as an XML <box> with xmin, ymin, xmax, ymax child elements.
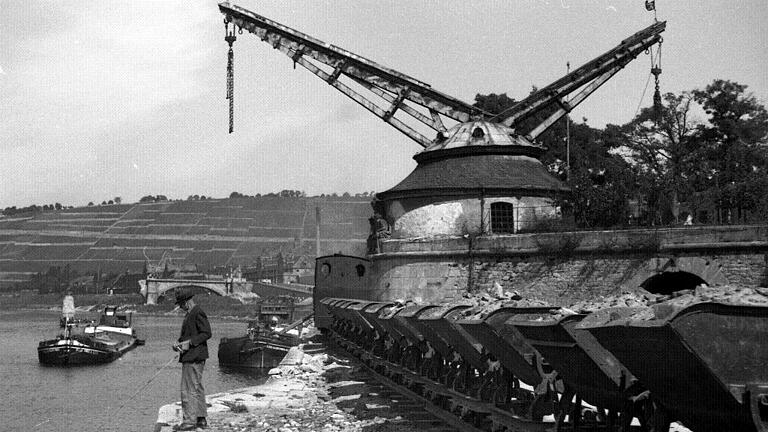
<box><xmin>172</xmin><ymin>423</ymin><xmax>197</xmax><ymax>431</ymax></box>
<box><xmin>196</xmin><ymin>418</ymin><xmax>208</xmax><ymax>429</ymax></box>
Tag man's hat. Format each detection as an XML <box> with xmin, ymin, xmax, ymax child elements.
<box><xmin>174</xmin><ymin>288</ymin><xmax>194</xmax><ymax>305</ymax></box>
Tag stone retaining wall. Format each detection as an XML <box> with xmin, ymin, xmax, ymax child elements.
<box><xmin>368</xmin><ymin>225</ymin><xmax>768</xmax><ymax>305</ymax></box>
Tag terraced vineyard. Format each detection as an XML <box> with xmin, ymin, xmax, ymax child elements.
<box><xmin>0</xmin><ymin>196</ymin><xmax>371</xmax><ymax>288</ymax></box>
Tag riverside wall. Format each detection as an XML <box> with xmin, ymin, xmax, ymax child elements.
<box><xmin>367</xmin><ymin>225</ymin><xmax>768</xmax><ymax>305</ymax></box>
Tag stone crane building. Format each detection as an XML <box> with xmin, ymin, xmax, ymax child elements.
<box><xmin>374</xmin><ymin>120</ymin><xmax>569</xmax><ymax>238</ymax></box>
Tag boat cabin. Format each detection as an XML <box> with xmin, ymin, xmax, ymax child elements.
<box><xmin>98</xmin><ymin>305</ymin><xmax>132</xmax><ymax>328</ymax></box>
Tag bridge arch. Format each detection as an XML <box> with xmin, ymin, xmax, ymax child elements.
<box><xmin>624</xmin><ymin>256</ymin><xmax>729</xmax><ymax>294</ymax></box>
<box><xmin>155</xmin><ymin>282</ymin><xmax>227</xmax><ymax>299</ymax></box>
<box><xmin>141</xmin><ymin>278</ymin><xmax>233</xmax><ymax>304</ymax></box>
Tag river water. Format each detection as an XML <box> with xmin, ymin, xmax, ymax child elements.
<box><xmin>1</xmin><ymin>310</ymin><xmax>269</xmax><ymax>432</ymax></box>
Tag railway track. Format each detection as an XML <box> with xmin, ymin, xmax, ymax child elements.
<box><xmin>326</xmin><ymin>336</ymin><xmax>480</xmax><ymax>432</ymax></box>
<box><xmin>327</xmin><ymin>331</ymin><xmax>564</xmax><ymax>432</ymax></box>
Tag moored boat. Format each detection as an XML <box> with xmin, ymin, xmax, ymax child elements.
<box><xmin>58</xmin><ymin>295</ymin><xmax>94</xmax><ymax>328</ymax></box>
<box><xmin>38</xmin><ymin>305</ymin><xmax>143</xmax><ymax>366</ymax></box>
<box><xmin>218</xmin><ymin>315</ymin><xmax>312</xmax><ymax>368</ymax></box>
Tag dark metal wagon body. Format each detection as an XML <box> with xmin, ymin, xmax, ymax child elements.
<box><xmin>583</xmin><ymin>302</ymin><xmax>768</xmax><ymax>432</ymax></box>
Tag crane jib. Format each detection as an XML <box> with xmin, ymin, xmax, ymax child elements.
<box><xmin>218</xmin><ymin>2</ymin><xmax>665</xmax><ymax>144</ymax></box>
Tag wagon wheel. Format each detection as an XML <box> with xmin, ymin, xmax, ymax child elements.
<box><xmin>477</xmin><ymin>376</ymin><xmax>497</xmax><ymax>402</ymax></box>
<box><xmin>534</xmin><ymin>351</ymin><xmax>555</xmax><ymax>377</ymax></box>
<box><xmin>528</xmin><ymin>388</ymin><xmax>557</xmax><ymax>421</ymax></box>
<box><xmin>452</xmin><ymin>367</ymin><xmax>468</xmax><ymax>393</ymax></box>
<box><xmin>490</xmin><ymin>420</ymin><xmax>507</xmax><ymax>432</ymax></box>
<box><xmin>418</xmin><ymin>357</ymin><xmax>430</xmax><ymax>376</ymax></box>
<box><xmin>408</xmin><ymin>346</ymin><xmax>423</xmax><ymax>371</ymax></box>
<box><xmin>567</xmin><ymin>395</ymin><xmax>584</xmax><ymax>430</ymax></box>
<box><xmin>459</xmin><ymin>405</ymin><xmax>474</xmax><ymax>421</ymax></box>
<box><xmin>510</xmin><ymin>380</ymin><xmax>533</xmax><ymax>401</ymax></box>
<box><xmin>491</xmin><ymin>383</ymin><xmax>509</xmax><ymax>406</ymax></box>
<box><xmin>427</xmin><ymin>353</ymin><xmax>444</xmax><ymax>380</ymax></box>
<box><xmin>747</xmin><ymin>385</ymin><xmax>768</xmax><ymax>432</ymax></box>
<box><xmin>639</xmin><ymin>399</ymin><xmax>671</xmax><ymax>432</ymax></box>
<box><xmin>554</xmin><ymin>387</ymin><xmax>574</xmax><ymax>431</ymax></box>
<box><xmin>440</xmin><ymin>364</ymin><xmax>455</xmax><ymax>386</ymax></box>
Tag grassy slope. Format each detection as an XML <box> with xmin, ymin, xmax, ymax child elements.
<box><xmin>0</xmin><ymin>196</ymin><xmax>371</xmax><ymax>287</ymax></box>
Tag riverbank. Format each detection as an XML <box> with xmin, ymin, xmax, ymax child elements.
<box><xmin>155</xmin><ymin>344</ymin><xmax>427</xmax><ymax>432</ymax></box>
<box><xmin>0</xmin><ymin>291</ymin><xmax>261</xmax><ymax>320</ymax></box>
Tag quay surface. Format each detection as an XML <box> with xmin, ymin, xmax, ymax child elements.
<box><xmin>156</xmin><ymin>343</ymin><xmax>692</xmax><ymax>432</ymax></box>
<box><xmin>154</xmin><ymin>344</ymin><xmax>429</xmax><ymax>432</ymax></box>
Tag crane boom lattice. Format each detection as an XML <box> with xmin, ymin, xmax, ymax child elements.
<box><xmin>219</xmin><ymin>2</ymin><xmax>665</xmax><ymax>144</ymax></box>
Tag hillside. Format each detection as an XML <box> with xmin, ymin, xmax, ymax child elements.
<box><xmin>0</xmin><ymin>196</ymin><xmax>372</xmax><ymax>288</ymax></box>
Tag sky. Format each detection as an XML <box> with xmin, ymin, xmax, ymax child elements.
<box><xmin>1</xmin><ymin>0</ymin><xmax>766</xmax><ymax>209</ymax></box>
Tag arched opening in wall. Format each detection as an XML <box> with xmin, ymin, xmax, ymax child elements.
<box><xmin>641</xmin><ymin>271</ymin><xmax>707</xmax><ymax>295</ymax></box>
<box><xmin>490</xmin><ymin>202</ymin><xmax>515</xmax><ymax>234</ymax></box>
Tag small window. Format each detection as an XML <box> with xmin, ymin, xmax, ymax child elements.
<box><xmin>355</xmin><ymin>264</ymin><xmax>366</xmax><ymax>277</ymax></box>
<box><xmin>320</xmin><ymin>263</ymin><xmax>331</xmax><ymax>277</ymax></box>
<box><xmin>491</xmin><ymin>202</ymin><xmax>515</xmax><ymax>234</ymax></box>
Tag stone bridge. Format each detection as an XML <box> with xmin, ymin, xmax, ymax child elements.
<box><xmin>139</xmin><ymin>278</ymin><xmax>253</xmax><ymax>305</ymax></box>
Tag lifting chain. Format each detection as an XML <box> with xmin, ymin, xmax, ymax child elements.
<box><xmin>225</xmin><ymin>20</ymin><xmax>237</xmax><ymax>133</ymax></box>
<box><xmin>651</xmin><ymin>38</ymin><xmax>663</xmax><ymax>121</ymax></box>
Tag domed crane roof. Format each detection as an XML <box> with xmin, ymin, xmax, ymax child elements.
<box><xmin>376</xmin><ymin>121</ymin><xmax>569</xmax><ymax>201</ymax></box>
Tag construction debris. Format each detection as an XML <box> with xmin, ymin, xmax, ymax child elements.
<box><xmin>155</xmin><ymin>344</ymin><xmax>429</xmax><ymax>432</ymax></box>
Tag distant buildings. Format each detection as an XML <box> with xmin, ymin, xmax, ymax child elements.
<box><xmin>241</xmin><ymin>254</ymin><xmax>315</xmax><ymax>285</ymax></box>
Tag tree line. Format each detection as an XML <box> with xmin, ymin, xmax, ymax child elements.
<box><xmin>475</xmin><ymin>79</ymin><xmax>768</xmax><ymax>228</ymax></box>
<box><xmin>2</xmin><ymin>197</ymin><xmax>123</xmax><ymax>216</ymax></box>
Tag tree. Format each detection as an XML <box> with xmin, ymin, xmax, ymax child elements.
<box><xmin>230</xmin><ymin>191</ymin><xmax>244</xmax><ymax>198</ymax></box>
<box><xmin>474</xmin><ymin>90</ymin><xmax>634</xmax><ymax>228</ymax></box>
<box><xmin>606</xmin><ymin>79</ymin><xmax>768</xmax><ymax>224</ymax></box>
<box><xmin>689</xmin><ymin>80</ymin><xmax>768</xmax><ymax>223</ymax></box>
<box><xmin>604</xmin><ymin>91</ymin><xmax>702</xmax><ymax>224</ymax></box>
<box><xmin>114</xmin><ymin>197</ymin><xmax>122</xmax><ymax>204</ymax></box>
<box><xmin>88</xmin><ymin>202</ymin><xmax>94</xmax><ymax>206</ymax></box>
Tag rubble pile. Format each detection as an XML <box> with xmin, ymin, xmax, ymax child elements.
<box><xmin>158</xmin><ymin>346</ymin><xmax>429</xmax><ymax>432</ymax></box>
<box><xmin>456</xmin><ymin>296</ymin><xmax>551</xmax><ymax>321</ymax></box>
<box><xmin>583</xmin><ymin>285</ymin><xmax>768</xmax><ymax>324</ymax></box>
<box><xmin>394</xmin><ymin>282</ymin><xmax>766</xmax><ymax>324</ymax></box>
<box><xmin>455</xmin><ymin>286</ymin><xmax>655</xmax><ymax>321</ymax></box>
<box><xmin>418</xmin><ymin>282</ymin><xmax>548</xmax><ymax>321</ymax></box>
<box><xmin>559</xmin><ymin>290</ymin><xmax>658</xmax><ymax>316</ymax></box>
<box><xmin>629</xmin><ymin>284</ymin><xmax>768</xmax><ymax>321</ymax></box>
<box><xmin>657</xmin><ymin>284</ymin><xmax>768</xmax><ymax>308</ymax></box>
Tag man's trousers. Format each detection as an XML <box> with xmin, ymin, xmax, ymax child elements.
<box><xmin>180</xmin><ymin>361</ymin><xmax>206</xmax><ymax>424</ymax></box>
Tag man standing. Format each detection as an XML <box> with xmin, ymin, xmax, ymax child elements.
<box><xmin>172</xmin><ymin>289</ymin><xmax>212</xmax><ymax>431</ymax></box>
